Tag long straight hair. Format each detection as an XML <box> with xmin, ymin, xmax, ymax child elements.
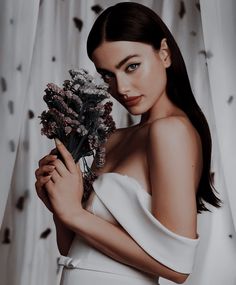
<box><xmin>87</xmin><ymin>2</ymin><xmax>221</xmax><ymax>213</ymax></box>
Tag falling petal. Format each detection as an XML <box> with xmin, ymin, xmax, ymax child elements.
<box><xmin>9</xmin><ymin>140</ymin><xmax>15</xmax><ymax>152</ymax></box>
<box><xmin>179</xmin><ymin>1</ymin><xmax>186</xmax><ymax>19</ymax></box>
<box><xmin>1</xmin><ymin>77</ymin><xmax>7</xmax><ymax>92</ymax></box>
<box><xmin>205</xmin><ymin>51</ymin><xmax>213</xmax><ymax>59</ymax></box>
<box><xmin>227</xmin><ymin>95</ymin><xmax>234</xmax><ymax>104</ymax></box>
<box><xmin>190</xmin><ymin>31</ymin><xmax>197</xmax><ymax>36</ymax></box>
<box><xmin>199</xmin><ymin>50</ymin><xmax>213</xmax><ymax>59</ymax></box>
<box><xmin>16</xmin><ymin>64</ymin><xmax>22</xmax><ymax>71</ymax></box>
<box><xmin>28</xmin><ymin>110</ymin><xmax>35</xmax><ymax>119</ymax></box>
<box><xmin>2</xmin><ymin>228</ymin><xmax>11</xmax><ymax>244</ymax></box>
<box><xmin>40</xmin><ymin>228</ymin><xmax>52</xmax><ymax>239</ymax></box>
<box><xmin>198</xmin><ymin>49</ymin><xmax>206</xmax><ymax>57</ymax></box>
<box><xmin>15</xmin><ymin>191</ymin><xmax>29</xmax><ymax>211</ymax></box>
<box><xmin>23</xmin><ymin>140</ymin><xmax>30</xmax><ymax>151</ymax></box>
<box><xmin>8</xmin><ymin>100</ymin><xmax>14</xmax><ymax>114</ymax></box>
<box><xmin>195</xmin><ymin>2</ymin><xmax>200</xmax><ymax>12</ymax></box>
<box><xmin>25</xmin><ymin>189</ymin><xmax>29</xmax><ymax>198</ymax></box>
<box><xmin>73</xmin><ymin>17</ymin><xmax>83</xmax><ymax>32</ymax></box>
<box><xmin>16</xmin><ymin>196</ymin><xmax>26</xmax><ymax>211</ymax></box>
<box><xmin>91</xmin><ymin>5</ymin><xmax>103</xmax><ymax>14</ymax></box>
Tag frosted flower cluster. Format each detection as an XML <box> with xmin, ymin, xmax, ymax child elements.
<box><xmin>38</xmin><ymin>69</ymin><xmax>116</xmax><ymax>202</ymax></box>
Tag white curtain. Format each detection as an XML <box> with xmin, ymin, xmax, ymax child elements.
<box><xmin>160</xmin><ymin>0</ymin><xmax>236</xmax><ymax>284</ymax></box>
<box><xmin>0</xmin><ymin>1</ymin><xmax>235</xmax><ymax>284</ymax></box>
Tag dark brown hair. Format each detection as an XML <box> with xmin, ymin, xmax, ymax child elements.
<box><xmin>87</xmin><ymin>2</ymin><xmax>221</xmax><ymax>213</ymax></box>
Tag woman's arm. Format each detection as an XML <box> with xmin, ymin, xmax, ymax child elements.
<box><xmin>147</xmin><ymin>117</ymin><xmax>201</xmax><ymax>238</ymax></box>
<box><xmin>35</xmin><ymin>154</ymin><xmax>76</xmax><ymax>256</ymax></box>
<box><xmin>64</xmin><ymin>207</ymin><xmax>188</xmax><ymax>284</ymax></box>
<box><xmin>53</xmin><ymin>214</ymin><xmax>75</xmax><ymax>256</ymax></box>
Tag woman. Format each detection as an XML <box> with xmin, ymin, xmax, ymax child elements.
<box><xmin>35</xmin><ymin>2</ymin><xmax>221</xmax><ymax>285</ymax></box>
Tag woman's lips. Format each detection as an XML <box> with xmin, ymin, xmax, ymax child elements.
<box><xmin>122</xmin><ymin>95</ymin><xmax>142</xmax><ymax>107</ymax></box>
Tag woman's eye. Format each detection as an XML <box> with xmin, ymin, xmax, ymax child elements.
<box><xmin>126</xmin><ymin>63</ymin><xmax>140</xmax><ymax>72</ymax></box>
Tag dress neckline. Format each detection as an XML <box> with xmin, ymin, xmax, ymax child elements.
<box><xmin>97</xmin><ymin>172</ymin><xmax>152</xmax><ymax>197</ymax></box>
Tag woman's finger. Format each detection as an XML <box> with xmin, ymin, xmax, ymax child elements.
<box><xmin>35</xmin><ymin>165</ymin><xmax>56</xmax><ymax>178</ymax></box>
<box><xmin>37</xmin><ymin>175</ymin><xmax>52</xmax><ymax>187</ymax></box>
<box><xmin>45</xmin><ymin>178</ymin><xmax>55</xmax><ymax>193</ymax></box>
<box><xmin>50</xmin><ymin>169</ymin><xmax>61</xmax><ymax>183</ymax></box>
<box><xmin>50</xmin><ymin>159</ymin><xmax>67</xmax><ymax>177</ymax></box>
<box><xmin>38</xmin><ymin>154</ymin><xmax>57</xmax><ymax>167</ymax></box>
<box><xmin>35</xmin><ymin>180</ymin><xmax>54</xmax><ymax>212</ymax></box>
<box><xmin>35</xmin><ymin>176</ymin><xmax>51</xmax><ymax>199</ymax></box>
<box><xmin>54</xmin><ymin>139</ymin><xmax>77</xmax><ymax>174</ymax></box>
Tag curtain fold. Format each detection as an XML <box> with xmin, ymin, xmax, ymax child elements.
<box><xmin>0</xmin><ymin>0</ymin><xmax>40</xmax><ymax>227</ymax></box>
<box><xmin>200</xmin><ymin>0</ymin><xmax>236</xmax><ymax>229</ymax></box>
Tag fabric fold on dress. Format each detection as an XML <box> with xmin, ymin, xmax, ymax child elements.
<box><xmin>93</xmin><ymin>172</ymin><xmax>200</xmax><ymax>274</ymax></box>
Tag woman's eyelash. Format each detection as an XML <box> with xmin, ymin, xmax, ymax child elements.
<box><xmin>126</xmin><ymin>63</ymin><xmax>140</xmax><ymax>72</ymax></box>
<box><xmin>99</xmin><ymin>63</ymin><xmax>140</xmax><ymax>81</ymax></box>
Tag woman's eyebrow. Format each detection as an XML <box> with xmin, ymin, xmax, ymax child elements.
<box><xmin>115</xmin><ymin>54</ymin><xmax>140</xmax><ymax>69</ymax></box>
<box><xmin>96</xmin><ymin>54</ymin><xmax>140</xmax><ymax>74</ymax></box>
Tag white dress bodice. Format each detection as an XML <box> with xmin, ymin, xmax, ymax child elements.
<box><xmin>58</xmin><ymin>172</ymin><xmax>200</xmax><ymax>284</ymax></box>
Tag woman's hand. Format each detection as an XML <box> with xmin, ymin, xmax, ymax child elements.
<box><xmin>35</xmin><ymin>151</ymin><xmax>58</xmax><ymax>213</ymax></box>
<box><xmin>43</xmin><ymin>139</ymin><xmax>84</xmax><ymax>223</ymax></box>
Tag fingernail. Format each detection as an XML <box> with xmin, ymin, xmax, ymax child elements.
<box><xmin>55</xmin><ymin>138</ymin><xmax>62</xmax><ymax>145</ymax></box>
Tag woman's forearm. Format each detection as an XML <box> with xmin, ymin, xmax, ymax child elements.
<box><xmin>53</xmin><ymin>214</ymin><xmax>75</xmax><ymax>256</ymax></box>
<box><xmin>63</xmin><ymin>209</ymin><xmax>188</xmax><ymax>283</ymax></box>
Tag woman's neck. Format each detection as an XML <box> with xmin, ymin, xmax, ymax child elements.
<box><xmin>139</xmin><ymin>92</ymin><xmax>186</xmax><ymax>127</ymax></box>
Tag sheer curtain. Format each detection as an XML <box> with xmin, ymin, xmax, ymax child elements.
<box><xmin>160</xmin><ymin>0</ymin><xmax>236</xmax><ymax>284</ymax></box>
<box><xmin>0</xmin><ymin>1</ymin><xmax>235</xmax><ymax>284</ymax></box>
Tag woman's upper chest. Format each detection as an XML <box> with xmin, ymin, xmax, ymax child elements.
<box><xmin>95</xmin><ymin>125</ymin><xmax>152</xmax><ymax>195</ymax></box>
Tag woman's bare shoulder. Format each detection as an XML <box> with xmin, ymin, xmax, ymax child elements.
<box><xmin>147</xmin><ymin>115</ymin><xmax>203</xmax><ymax>173</ymax></box>
<box><xmin>149</xmin><ymin>115</ymin><xmax>202</xmax><ymax>185</ymax></box>
<box><xmin>148</xmin><ymin>115</ymin><xmax>201</xmax><ymax>145</ymax></box>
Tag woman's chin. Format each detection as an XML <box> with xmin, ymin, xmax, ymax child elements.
<box><xmin>126</xmin><ymin>108</ymin><xmax>143</xmax><ymax>116</ymax></box>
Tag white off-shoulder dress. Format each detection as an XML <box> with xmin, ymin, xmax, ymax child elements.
<box><xmin>58</xmin><ymin>173</ymin><xmax>200</xmax><ymax>285</ymax></box>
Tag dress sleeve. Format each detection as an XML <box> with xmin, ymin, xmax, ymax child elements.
<box><xmin>93</xmin><ymin>173</ymin><xmax>200</xmax><ymax>274</ymax></box>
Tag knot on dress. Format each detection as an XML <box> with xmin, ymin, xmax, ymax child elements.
<box><xmin>58</xmin><ymin>256</ymin><xmax>81</xmax><ymax>269</ymax></box>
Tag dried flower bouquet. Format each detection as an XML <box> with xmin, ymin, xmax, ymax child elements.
<box><xmin>38</xmin><ymin>69</ymin><xmax>116</xmax><ymax>202</ymax></box>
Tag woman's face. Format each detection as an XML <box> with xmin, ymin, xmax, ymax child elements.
<box><xmin>91</xmin><ymin>40</ymin><xmax>171</xmax><ymax>115</ymax></box>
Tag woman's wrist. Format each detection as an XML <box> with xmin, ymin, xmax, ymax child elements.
<box><xmin>58</xmin><ymin>206</ymin><xmax>85</xmax><ymax>229</ymax></box>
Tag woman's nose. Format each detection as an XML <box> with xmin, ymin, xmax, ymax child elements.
<box><xmin>116</xmin><ymin>75</ymin><xmax>130</xmax><ymax>97</ymax></box>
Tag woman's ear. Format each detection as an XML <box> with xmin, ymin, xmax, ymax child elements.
<box><xmin>159</xmin><ymin>38</ymin><xmax>171</xmax><ymax>68</ymax></box>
